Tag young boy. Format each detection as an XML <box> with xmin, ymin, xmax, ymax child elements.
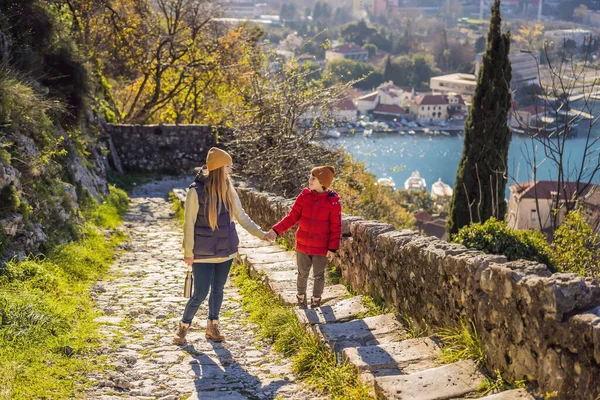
<box><xmin>266</xmin><ymin>166</ymin><xmax>342</xmax><ymax>309</ymax></box>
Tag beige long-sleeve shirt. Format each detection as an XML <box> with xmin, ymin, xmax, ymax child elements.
<box><xmin>183</xmin><ymin>187</ymin><xmax>266</xmax><ymax>262</ymax></box>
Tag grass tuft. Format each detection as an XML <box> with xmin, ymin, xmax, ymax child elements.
<box><xmin>231</xmin><ymin>263</ymin><xmax>375</xmax><ymax>400</ymax></box>
<box><xmin>402</xmin><ymin>316</ymin><xmax>431</xmax><ymax>339</ymax></box>
<box><xmin>477</xmin><ymin>369</ymin><xmax>527</xmax><ymax>396</ymax></box>
<box><xmin>437</xmin><ymin>318</ymin><xmax>485</xmax><ymax>366</ymax></box>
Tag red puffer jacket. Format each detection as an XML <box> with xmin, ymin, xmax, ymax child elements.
<box><xmin>272</xmin><ymin>188</ymin><xmax>342</xmax><ymax>256</ymax></box>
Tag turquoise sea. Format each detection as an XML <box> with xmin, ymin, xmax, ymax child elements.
<box><xmin>322</xmin><ymin>112</ymin><xmax>600</xmax><ymax>199</ymax></box>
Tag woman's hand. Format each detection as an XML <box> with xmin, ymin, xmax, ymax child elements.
<box><xmin>184</xmin><ymin>256</ymin><xmax>194</xmax><ymax>266</ymax></box>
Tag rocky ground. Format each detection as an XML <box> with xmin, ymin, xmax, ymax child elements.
<box><xmin>86</xmin><ymin>177</ymin><xmax>326</xmax><ymax>400</ymax></box>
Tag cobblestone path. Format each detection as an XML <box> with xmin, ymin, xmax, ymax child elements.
<box><xmin>87</xmin><ymin>178</ymin><xmax>325</xmax><ymax>400</ymax></box>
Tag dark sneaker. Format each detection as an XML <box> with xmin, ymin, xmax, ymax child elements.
<box><xmin>297</xmin><ymin>294</ymin><xmax>307</xmax><ymax>309</ymax></box>
<box><xmin>310</xmin><ymin>297</ymin><xmax>321</xmax><ymax>309</ymax></box>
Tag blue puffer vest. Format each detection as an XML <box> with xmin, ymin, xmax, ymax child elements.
<box><xmin>190</xmin><ymin>175</ymin><xmax>240</xmax><ymax>259</ymax></box>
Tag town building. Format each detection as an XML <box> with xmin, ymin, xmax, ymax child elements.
<box><xmin>476</xmin><ymin>51</ymin><xmax>539</xmax><ymax>87</ymax></box>
<box><xmin>218</xmin><ymin>1</ymin><xmax>257</xmax><ymax>18</ymax></box>
<box><xmin>333</xmin><ymin>89</ymin><xmax>360</xmax><ymax>122</ymax></box>
<box><xmin>409</xmin><ymin>93</ymin><xmax>466</xmax><ymax>123</ymax></box>
<box><xmin>430</xmin><ymin>73</ymin><xmax>477</xmax><ymax>96</ymax></box>
<box><xmin>544</xmin><ymin>29</ymin><xmax>593</xmax><ymax>48</ymax></box>
<box><xmin>354</xmin><ymin>81</ymin><xmax>415</xmax><ymax>116</ymax></box>
<box><xmin>352</xmin><ymin>0</ymin><xmax>374</xmax><ymax>18</ymax></box>
<box><xmin>506</xmin><ymin>181</ymin><xmax>598</xmax><ymax>234</ymax></box>
<box><xmin>325</xmin><ymin>43</ymin><xmax>369</xmax><ymax>62</ymax></box>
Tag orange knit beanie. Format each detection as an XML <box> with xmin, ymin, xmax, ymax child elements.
<box><xmin>311</xmin><ymin>166</ymin><xmax>335</xmax><ymax>188</ymax></box>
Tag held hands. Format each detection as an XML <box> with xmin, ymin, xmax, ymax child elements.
<box><xmin>326</xmin><ymin>250</ymin><xmax>335</xmax><ymax>262</ymax></box>
<box><xmin>263</xmin><ymin>229</ymin><xmax>277</xmax><ymax>242</ymax></box>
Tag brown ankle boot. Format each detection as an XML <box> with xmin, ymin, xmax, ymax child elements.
<box><xmin>205</xmin><ymin>319</ymin><xmax>225</xmax><ymax>342</ymax></box>
<box><xmin>173</xmin><ymin>322</ymin><xmax>190</xmax><ymax>345</ymax></box>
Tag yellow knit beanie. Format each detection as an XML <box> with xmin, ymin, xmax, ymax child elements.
<box><xmin>206</xmin><ymin>147</ymin><xmax>232</xmax><ymax>171</ymax></box>
<box><xmin>311</xmin><ymin>166</ymin><xmax>335</xmax><ymax>188</ymax></box>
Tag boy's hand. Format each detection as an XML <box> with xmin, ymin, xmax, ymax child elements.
<box><xmin>184</xmin><ymin>256</ymin><xmax>194</xmax><ymax>266</ymax></box>
<box><xmin>264</xmin><ymin>229</ymin><xmax>277</xmax><ymax>242</ymax></box>
<box><xmin>326</xmin><ymin>251</ymin><xmax>335</xmax><ymax>262</ymax></box>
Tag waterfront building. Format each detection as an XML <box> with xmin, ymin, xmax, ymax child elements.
<box><xmin>325</xmin><ymin>43</ymin><xmax>369</xmax><ymax>62</ymax></box>
<box><xmin>430</xmin><ymin>73</ymin><xmax>477</xmax><ymax>96</ymax></box>
<box><xmin>409</xmin><ymin>93</ymin><xmax>466</xmax><ymax>123</ymax></box>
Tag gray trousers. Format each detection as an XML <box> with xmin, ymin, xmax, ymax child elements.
<box><xmin>296</xmin><ymin>251</ymin><xmax>327</xmax><ymax>298</ymax></box>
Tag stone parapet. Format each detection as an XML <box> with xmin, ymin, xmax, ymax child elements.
<box><xmin>233</xmin><ymin>183</ymin><xmax>600</xmax><ymax>399</ymax></box>
<box><xmin>106</xmin><ymin>124</ymin><xmax>217</xmax><ymax>172</ymax></box>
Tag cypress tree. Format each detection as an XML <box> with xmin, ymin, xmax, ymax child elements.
<box><xmin>447</xmin><ymin>0</ymin><xmax>512</xmax><ymax>235</ymax></box>
<box><xmin>383</xmin><ymin>55</ymin><xmax>393</xmax><ymax>82</ymax></box>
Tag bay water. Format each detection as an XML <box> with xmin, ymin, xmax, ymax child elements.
<box><xmin>322</xmin><ymin>117</ymin><xmax>600</xmax><ymax>199</ymax></box>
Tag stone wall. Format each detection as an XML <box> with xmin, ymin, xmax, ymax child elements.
<box><xmin>234</xmin><ymin>182</ymin><xmax>600</xmax><ymax>400</ymax></box>
<box><xmin>106</xmin><ymin>124</ymin><xmax>217</xmax><ymax>172</ymax></box>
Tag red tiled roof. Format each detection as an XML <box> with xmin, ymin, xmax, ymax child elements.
<box><xmin>509</xmin><ymin>181</ymin><xmax>595</xmax><ymax>200</ymax></box>
<box><xmin>373</xmin><ymin>104</ymin><xmax>406</xmax><ymax>115</ymax></box>
<box><xmin>413</xmin><ymin>211</ymin><xmax>433</xmax><ymax>222</ymax></box>
<box><xmin>336</xmin><ymin>97</ymin><xmax>357</xmax><ymax>111</ymax></box>
<box><xmin>329</xmin><ymin>43</ymin><xmax>367</xmax><ymax>54</ymax></box>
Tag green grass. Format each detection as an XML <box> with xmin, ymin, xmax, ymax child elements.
<box><xmin>477</xmin><ymin>369</ymin><xmax>527</xmax><ymax>396</ymax></box>
<box><xmin>231</xmin><ymin>263</ymin><xmax>375</xmax><ymax>400</ymax></box>
<box><xmin>361</xmin><ymin>294</ymin><xmax>390</xmax><ymax>317</ymax></box>
<box><xmin>437</xmin><ymin>318</ymin><xmax>485</xmax><ymax>366</ymax></box>
<box><xmin>0</xmin><ymin>187</ymin><xmax>129</xmax><ymax>399</ymax></box>
<box><xmin>168</xmin><ymin>191</ymin><xmax>185</xmax><ymax>225</ymax></box>
<box><xmin>81</xmin><ymin>185</ymin><xmax>129</xmax><ymax>230</ymax></box>
<box><xmin>402</xmin><ymin>316</ymin><xmax>431</xmax><ymax>339</ymax></box>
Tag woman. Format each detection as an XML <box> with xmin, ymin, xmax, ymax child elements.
<box><xmin>173</xmin><ymin>147</ymin><xmax>267</xmax><ymax>345</ymax></box>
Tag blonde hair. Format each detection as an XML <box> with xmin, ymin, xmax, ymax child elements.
<box><xmin>204</xmin><ymin>166</ymin><xmax>236</xmax><ymax>231</ymax></box>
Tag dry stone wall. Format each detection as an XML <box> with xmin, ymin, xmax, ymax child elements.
<box><xmin>235</xmin><ymin>182</ymin><xmax>600</xmax><ymax>400</ymax></box>
<box><xmin>106</xmin><ymin>124</ymin><xmax>217</xmax><ymax>172</ymax></box>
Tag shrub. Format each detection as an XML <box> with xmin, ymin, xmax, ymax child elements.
<box><xmin>452</xmin><ymin>217</ymin><xmax>554</xmax><ymax>268</ymax></box>
<box><xmin>333</xmin><ymin>154</ymin><xmax>415</xmax><ymax>230</ymax></box>
<box><xmin>551</xmin><ymin>208</ymin><xmax>600</xmax><ymax>277</ymax></box>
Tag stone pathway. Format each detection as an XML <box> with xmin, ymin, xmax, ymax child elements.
<box><xmin>172</xmin><ymin>187</ymin><xmax>540</xmax><ymax>400</ymax></box>
<box><xmin>87</xmin><ymin>177</ymin><xmax>326</xmax><ymax>400</ymax></box>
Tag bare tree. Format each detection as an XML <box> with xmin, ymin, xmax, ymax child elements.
<box><xmin>219</xmin><ymin>49</ymin><xmax>354</xmax><ymax>197</ymax></box>
<box><xmin>512</xmin><ymin>41</ymin><xmax>600</xmax><ymax>234</ymax></box>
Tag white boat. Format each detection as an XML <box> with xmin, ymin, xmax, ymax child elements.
<box><xmin>377</xmin><ymin>177</ymin><xmax>396</xmax><ymax>190</ymax></box>
<box><xmin>433</xmin><ymin>130</ymin><xmax>440</xmax><ymax>136</ymax></box>
<box><xmin>363</xmin><ymin>128</ymin><xmax>373</xmax><ymax>137</ymax></box>
<box><xmin>399</xmin><ymin>130</ymin><xmax>406</xmax><ymax>135</ymax></box>
<box><xmin>423</xmin><ymin>128</ymin><xmax>430</xmax><ymax>134</ymax></box>
<box><xmin>327</xmin><ymin>129</ymin><xmax>341</xmax><ymax>138</ymax></box>
<box><xmin>431</xmin><ymin>178</ymin><xmax>453</xmax><ymax>199</ymax></box>
<box><xmin>441</xmin><ymin>130</ymin><xmax>450</xmax><ymax>136</ymax></box>
<box><xmin>404</xmin><ymin>171</ymin><xmax>426</xmax><ymax>191</ymax></box>
<box><xmin>408</xmin><ymin>130</ymin><xmax>416</xmax><ymax>135</ymax></box>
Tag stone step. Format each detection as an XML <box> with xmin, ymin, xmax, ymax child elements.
<box><xmin>342</xmin><ymin>337</ymin><xmax>441</xmax><ymax>373</ymax></box>
<box><xmin>244</xmin><ymin>251</ymin><xmax>296</xmax><ymax>265</ymax></box>
<box><xmin>374</xmin><ymin>359</ymin><xmax>485</xmax><ymax>400</ymax></box>
<box><xmin>295</xmin><ymin>296</ymin><xmax>369</xmax><ymax>325</ymax></box>
<box><xmin>477</xmin><ymin>389</ymin><xmax>536</xmax><ymax>400</ymax></box>
<box><xmin>315</xmin><ymin>313</ymin><xmax>406</xmax><ymax>352</ymax></box>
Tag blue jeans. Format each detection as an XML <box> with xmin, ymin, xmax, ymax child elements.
<box><xmin>181</xmin><ymin>259</ymin><xmax>233</xmax><ymax>324</ymax></box>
